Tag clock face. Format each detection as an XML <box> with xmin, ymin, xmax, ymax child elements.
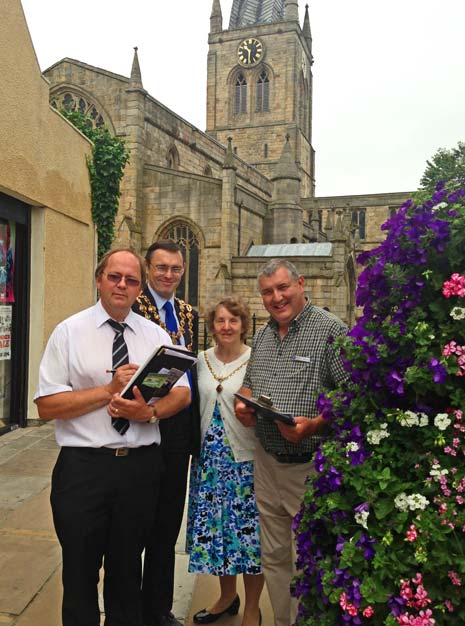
<box><xmin>237</xmin><ymin>38</ymin><xmax>264</xmax><ymax>66</ymax></box>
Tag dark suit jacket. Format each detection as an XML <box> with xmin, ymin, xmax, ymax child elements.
<box><xmin>132</xmin><ymin>287</ymin><xmax>200</xmax><ymax>456</ymax></box>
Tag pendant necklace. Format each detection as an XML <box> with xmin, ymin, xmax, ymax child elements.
<box><xmin>203</xmin><ymin>351</ymin><xmax>249</xmax><ymax>393</ymax></box>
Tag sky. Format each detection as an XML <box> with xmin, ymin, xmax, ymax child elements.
<box><xmin>20</xmin><ymin>0</ymin><xmax>465</xmax><ymax>197</ymax></box>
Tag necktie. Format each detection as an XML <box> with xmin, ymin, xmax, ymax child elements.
<box><xmin>163</xmin><ymin>300</ymin><xmax>179</xmax><ymax>340</ymax></box>
<box><xmin>107</xmin><ymin>319</ymin><xmax>130</xmax><ymax>435</ymax></box>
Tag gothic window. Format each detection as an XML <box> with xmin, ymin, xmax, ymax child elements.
<box><xmin>264</xmin><ymin>143</ymin><xmax>268</xmax><ymax>158</ymax></box>
<box><xmin>256</xmin><ymin>71</ymin><xmax>270</xmax><ymax>112</ymax></box>
<box><xmin>203</xmin><ymin>164</ymin><xmax>213</xmax><ymax>177</ymax></box>
<box><xmin>234</xmin><ymin>73</ymin><xmax>247</xmax><ymax>115</ymax></box>
<box><xmin>160</xmin><ymin>221</ymin><xmax>200</xmax><ymax>306</ymax></box>
<box><xmin>166</xmin><ymin>145</ymin><xmax>180</xmax><ymax>170</ymax></box>
<box><xmin>352</xmin><ymin>209</ymin><xmax>366</xmax><ymax>239</ymax></box>
<box><xmin>51</xmin><ymin>92</ymin><xmax>105</xmax><ymax>128</ymax></box>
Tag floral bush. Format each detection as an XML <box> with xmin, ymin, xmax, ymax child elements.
<box><xmin>293</xmin><ymin>181</ymin><xmax>465</xmax><ymax>626</ymax></box>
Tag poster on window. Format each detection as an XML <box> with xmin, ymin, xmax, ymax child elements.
<box><xmin>0</xmin><ymin>220</ymin><xmax>15</xmax><ymax>304</ymax></box>
<box><xmin>0</xmin><ymin>305</ymin><xmax>12</xmax><ymax>360</ymax></box>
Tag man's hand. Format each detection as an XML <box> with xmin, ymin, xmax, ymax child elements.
<box><xmin>108</xmin><ymin>386</ymin><xmax>152</xmax><ymax>422</ymax></box>
<box><xmin>276</xmin><ymin>414</ymin><xmax>325</xmax><ymax>444</ymax></box>
<box><xmin>234</xmin><ymin>387</ymin><xmax>256</xmax><ymax>427</ymax></box>
<box><xmin>106</xmin><ymin>364</ymin><xmax>139</xmax><ymax>395</ymax></box>
<box><xmin>235</xmin><ymin>400</ymin><xmax>257</xmax><ymax>427</ymax></box>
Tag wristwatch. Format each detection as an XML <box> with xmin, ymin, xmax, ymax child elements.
<box><xmin>147</xmin><ymin>404</ymin><xmax>158</xmax><ymax>424</ymax></box>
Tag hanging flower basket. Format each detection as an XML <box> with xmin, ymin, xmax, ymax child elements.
<box><xmin>293</xmin><ymin>182</ymin><xmax>465</xmax><ymax>626</ymax></box>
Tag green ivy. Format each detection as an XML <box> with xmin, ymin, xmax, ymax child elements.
<box><xmin>60</xmin><ymin>109</ymin><xmax>130</xmax><ymax>258</ymax></box>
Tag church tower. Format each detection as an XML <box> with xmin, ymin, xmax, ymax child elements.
<box><xmin>206</xmin><ymin>0</ymin><xmax>315</xmax><ymax>197</ymax></box>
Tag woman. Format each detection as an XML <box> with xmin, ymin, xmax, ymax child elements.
<box><xmin>187</xmin><ymin>297</ymin><xmax>263</xmax><ymax>626</ymax></box>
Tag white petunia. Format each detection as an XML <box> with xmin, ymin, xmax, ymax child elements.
<box><xmin>394</xmin><ymin>492</ymin><xmax>429</xmax><ymax>512</ymax></box>
<box><xmin>354</xmin><ymin>510</ymin><xmax>369</xmax><ymax>529</ymax></box>
<box><xmin>450</xmin><ymin>307</ymin><xmax>465</xmax><ymax>320</ymax></box>
<box><xmin>434</xmin><ymin>413</ymin><xmax>452</xmax><ymax>431</ymax></box>
<box><xmin>366</xmin><ymin>424</ymin><xmax>390</xmax><ymax>445</ymax></box>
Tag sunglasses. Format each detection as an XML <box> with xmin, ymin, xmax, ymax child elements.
<box><xmin>104</xmin><ymin>272</ymin><xmax>141</xmax><ymax>288</ymax></box>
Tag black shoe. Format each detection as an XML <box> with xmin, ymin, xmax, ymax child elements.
<box><xmin>152</xmin><ymin>612</ymin><xmax>183</xmax><ymax>626</ymax></box>
<box><xmin>193</xmin><ymin>595</ymin><xmax>240</xmax><ymax>624</ymax></box>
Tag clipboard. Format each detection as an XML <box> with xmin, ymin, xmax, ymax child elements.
<box><xmin>234</xmin><ymin>393</ymin><xmax>296</xmax><ymax>426</ymax></box>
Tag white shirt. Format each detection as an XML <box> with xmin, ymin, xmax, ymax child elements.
<box><xmin>34</xmin><ymin>300</ymin><xmax>189</xmax><ymax>449</ymax></box>
<box><xmin>148</xmin><ymin>285</ymin><xmax>185</xmax><ymax>346</ymax></box>
<box><xmin>197</xmin><ymin>347</ymin><xmax>257</xmax><ymax>462</ymax></box>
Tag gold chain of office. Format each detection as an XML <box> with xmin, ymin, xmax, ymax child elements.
<box><xmin>203</xmin><ymin>352</ymin><xmax>249</xmax><ymax>393</ymax></box>
<box><xmin>136</xmin><ymin>294</ymin><xmax>195</xmax><ymax>350</ymax></box>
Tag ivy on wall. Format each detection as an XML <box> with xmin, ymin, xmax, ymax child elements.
<box><xmin>60</xmin><ymin>109</ymin><xmax>130</xmax><ymax>258</ymax></box>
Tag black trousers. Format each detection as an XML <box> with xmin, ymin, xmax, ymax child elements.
<box><xmin>51</xmin><ymin>445</ymin><xmax>162</xmax><ymax>626</ymax></box>
<box><xmin>141</xmin><ymin>414</ymin><xmax>191</xmax><ymax>624</ymax></box>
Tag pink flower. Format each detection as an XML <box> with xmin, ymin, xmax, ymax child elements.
<box><xmin>363</xmin><ymin>606</ymin><xmax>374</xmax><ymax>618</ymax></box>
<box><xmin>445</xmin><ymin>599</ymin><xmax>454</xmax><ymax>612</ymax></box>
<box><xmin>448</xmin><ymin>570</ymin><xmax>462</xmax><ymax>586</ymax></box>
<box><xmin>406</xmin><ymin>524</ymin><xmax>418</xmax><ymax>542</ymax></box>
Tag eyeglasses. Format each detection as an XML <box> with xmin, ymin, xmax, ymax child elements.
<box><xmin>104</xmin><ymin>272</ymin><xmax>141</xmax><ymax>287</ymax></box>
<box><xmin>150</xmin><ymin>264</ymin><xmax>184</xmax><ymax>276</ymax></box>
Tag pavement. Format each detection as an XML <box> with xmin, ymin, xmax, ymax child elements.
<box><xmin>0</xmin><ymin>423</ymin><xmax>273</xmax><ymax>626</ymax></box>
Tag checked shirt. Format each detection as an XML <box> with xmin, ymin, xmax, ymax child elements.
<box><xmin>242</xmin><ymin>300</ymin><xmax>348</xmax><ymax>456</ymax></box>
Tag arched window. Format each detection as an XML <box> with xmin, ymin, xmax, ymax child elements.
<box><xmin>256</xmin><ymin>70</ymin><xmax>270</xmax><ymax>112</ymax></box>
<box><xmin>166</xmin><ymin>145</ymin><xmax>180</xmax><ymax>170</ymax></box>
<box><xmin>234</xmin><ymin>73</ymin><xmax>247</xmax><ymax>115</ymax></box>
<box><xmin>264</xmin><ymin>143</ymin><xmax>268</xmax><ymax>158</ymax></box>
<box><xmin>352</xmin><ymin>209</ymin><xmax>366</xmax><ymax>240</ymax></box>
<box><xmin>203</xmin><ymin>164</ymin><xmax>213</xmax><ymax>177</ymax></box>
<box><xmin>160</xmin><ymin>221</ymin><xmax>200</xmax><ymax>306</ymax></box>
<box><xmin>299</xmin><ymin>74</ymin><xmax>309</xmax><ymax>137</ymax></box>
<box><xmin>51</xmin><ymin>92</ymin><xmax>105</xmax><ymax>128</ymax></box>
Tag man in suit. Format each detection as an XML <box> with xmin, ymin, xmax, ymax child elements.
<box><xmin>133</xmin><ymin>240</ymin><xmax>199</xmax><ymax>626</ymax></box>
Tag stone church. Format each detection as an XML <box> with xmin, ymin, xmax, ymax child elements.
<box><xmin>44</xmin><ymin>0</ymin><xmax>411</xmax><ymax>329</ymax></box>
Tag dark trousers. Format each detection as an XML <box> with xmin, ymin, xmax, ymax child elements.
<box><xmin>51</xmin><ymin>445</ymin><xmax>162</xmax><ymax>626</ymax></box>
<box><xmin>141</xmin><ymin>416</ymin><xmax>191</xmax><ymax>624</ymax></box>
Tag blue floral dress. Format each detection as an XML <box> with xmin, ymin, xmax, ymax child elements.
<box><xmin>186</xmin><ymin>402</ymin><xmax>262</xmax><ymax>575</ymax></box>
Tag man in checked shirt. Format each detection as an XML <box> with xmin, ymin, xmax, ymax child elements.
<box><xmin>235</xmin><ymin>259</ymin><xmax>348</xmax><ymax>626</ymax></box>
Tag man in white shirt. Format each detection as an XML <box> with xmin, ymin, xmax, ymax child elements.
<box><xmin>34</xmin><ymin>249</ymin><xmax>191</xmax><ymax>626</ymax></box>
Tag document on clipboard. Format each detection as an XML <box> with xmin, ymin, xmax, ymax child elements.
<box><xmin>234</xmin><ymin>393</ymin><xmax>296</xmax><ymax>426</ymax></box>
<box><xmin>120</xmin><ymin>344</ymin><xmax>197</xmax><ymax>402</ymax></box>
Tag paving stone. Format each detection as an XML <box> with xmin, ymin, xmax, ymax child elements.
<box><xmin>0</xmin><ymin>448</ymin><xmax>58</xmax><ymax>477</ymax></box>
<box><xmin>10</xmin><ymin>567</ymin><xmax>61</xmax><ymax>626</ymax></box>
<box><xmin>0</xmin><ymin>490</ymin><xmax>54</xmax><ymax>534</ymax></box>
<box><xmin>0</xmin><ymin>475</ymin><xmax>50</xmax><ymax>511</ymax></box>
<box><xmin>0</xmin><ymin>533</ymin><xmax>61</xmax><ymax>615</ymax></box>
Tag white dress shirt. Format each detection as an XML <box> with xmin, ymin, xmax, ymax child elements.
<box><xmin>34</xmin><ymin>300</ymin><xmax>189</xmax><ymax>449</ymax></box>
<box><xmin>147</xmin><ymin>285</ymin><xmax>185</xmax><ymax>347</ymax></box>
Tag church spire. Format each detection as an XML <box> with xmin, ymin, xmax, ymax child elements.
<box><xmin>210</xmin><ymin>0</ymin><xmax>223</xmax><ymax>34</ymax></box>
<box><xmin>130</xmin><ymin>47</ymin><xmax>143</xmax><ymax>89</ymax></box>
<box><xmin>229</xmin><ymin>0</ymin><xmax>284</xmax><ymax>28</ymax></box>
<box><xmin>273</xmin><ymin>133</ymin><xmax>300</xmax><ymax>182</ymax></box>
<box><xmin>284</xmin><ymin>0</ymin><xmax>299</xmax><ymax>22</ymax></box>
<box><xmin>303</xmin><ymin>3</ymin><xmax>311</xmax><ymax>42</ymax></box>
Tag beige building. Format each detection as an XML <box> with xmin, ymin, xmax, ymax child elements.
<box><xmin>1</xmin><ymin>0</ymin><xmax>412</xmax><ymax>429</ymax></box>
<box><xmin>0</xmin><ymin>0</ymin><xmax>96</xmax><ymax>431</ymax></box>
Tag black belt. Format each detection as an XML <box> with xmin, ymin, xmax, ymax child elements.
<box><xmin>65</xmin><ymin>444</ymin><xmax>157</xmax><ymax>457</ymax></box>
<box><xmin>271</xmin><ymin>452</ymin><xmax>313</xmax><ymax>464</ymax></box>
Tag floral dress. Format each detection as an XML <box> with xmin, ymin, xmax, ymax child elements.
<box><xmin>186</xmin><ymin>402</ymin><xmax>261</xmax><ymax>575</ymax></box>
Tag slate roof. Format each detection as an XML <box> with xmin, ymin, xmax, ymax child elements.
<box><xmin>229</xmin><ymin>0</ymin><xmax>285</xmax><ymax>28</ymax></box>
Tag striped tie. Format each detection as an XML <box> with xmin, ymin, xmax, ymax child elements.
<box><xmin>107</xmin><ymin>319</ymin><xmax>130</xmax><ymax>435</ymax></box>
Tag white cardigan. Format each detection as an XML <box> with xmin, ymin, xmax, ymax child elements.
<box><xmin>197</xmin><ymin>346</ymin><xmax>257</xmax><ymax>463</ymax></box>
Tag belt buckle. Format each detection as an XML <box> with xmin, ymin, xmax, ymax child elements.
<box><xmin>115</xmin><ymin>447</ymin><xmax>129</xmax><ymax>457</ymax></box>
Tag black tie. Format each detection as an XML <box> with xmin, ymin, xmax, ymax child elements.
<box><xmin>107</xmin><ymin>319</ymin><xmax>130</xmax><ymax>435</ymax></box>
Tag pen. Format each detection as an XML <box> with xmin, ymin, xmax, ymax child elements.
<box><xmin>106</xmin><ymin>369</ymin><xmax>116</xmax><ymax>374</ymax></box>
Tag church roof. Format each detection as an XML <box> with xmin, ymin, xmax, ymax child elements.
<box><xmin>229</xmin><ymin>0</ymin><xmax>284</xmax><ymax>28</ymax></box>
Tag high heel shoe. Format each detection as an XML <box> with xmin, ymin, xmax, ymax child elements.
<box><xmin>193</xmin><ymin>595</ymin><xmax>240</xmax><ymax>624</ymax></box>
